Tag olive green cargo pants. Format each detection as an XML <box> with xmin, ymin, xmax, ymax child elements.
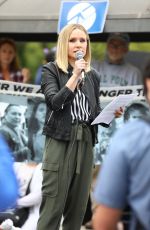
<box><xmin>37</xmin><ymin>124</ymin><xmax>93</xmax><ymax>230</ymax></box>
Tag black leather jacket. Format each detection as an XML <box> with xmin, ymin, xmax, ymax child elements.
<box><xmin>41</xmin><ymin>62</ymin><xmax>101</xmax><ymax>144</ymax></box>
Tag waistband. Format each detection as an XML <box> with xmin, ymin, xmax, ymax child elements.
<box><xmin>72</xmin><ymin>120</ymin><xmax>91</xmax><ymax>127</ymax></box>
<box><xmin>70</xmin><ymin>121</ymin><xmax>92</xmax><ymax>174</ymax></box>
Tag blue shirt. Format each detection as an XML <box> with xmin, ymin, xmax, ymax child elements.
<box><xmin>0</xmin><ymin>134</ymin><xmax>19</xmax><ymax>211</ymax></box>
<box><xmin>94</xmin><ymin>119</ymin><xmax>150</xmax><ymax>229</ymax></box>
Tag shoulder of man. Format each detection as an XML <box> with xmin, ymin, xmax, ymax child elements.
<box><xmin>111</xmin><ymin>118</ymin><xmax>150</xmax><ymax>148</ymax></box>
<box><xmin>139</xmin><ymin>115</ymin><xmax>150</xmax><ymax>125</ymax></box>
<box><xmin>124</xmin><ymin>62</ymin><xmax>142</xmax><ymax>74</ymax></box>
<box><xmin>0</xmin><ymin>125</ymin><xmax>18</xmax><ymax>139</ymax></box>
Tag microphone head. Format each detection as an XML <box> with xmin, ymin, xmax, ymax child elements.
<box><xmin>76</xmin><ymin>50</ymin><xmax>84</xmax><ymax>60</ymax></box>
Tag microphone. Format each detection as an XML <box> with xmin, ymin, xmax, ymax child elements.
<box><xmin>76</xmin><ymin>50</ymin><xmax>84</xmax><ymax>60</ymax></box>
<box><xmin>75</xmin><ymin>51</ymin><xmax>85</xmax><ymax>82</ymax></box>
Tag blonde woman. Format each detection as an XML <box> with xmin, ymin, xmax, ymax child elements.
<box><xmin>36</xmin><ymin>23</ymin><xmax>101</xmax><ymax>230</ymax></box>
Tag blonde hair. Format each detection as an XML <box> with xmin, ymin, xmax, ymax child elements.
<box><xmin>56</xmin><ymin>24</ymin><xmax>91</xmax><ymax>73</ymax></box>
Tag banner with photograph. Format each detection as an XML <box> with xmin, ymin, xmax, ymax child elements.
<box><xmin>0</xmin><ymin>81</ymin><xmax>44</xmax><ymax>163</ymax></box>
<box><xmin>94</xmin><ymin>85</ymin><xmax>148</xmax><ymax>165</ymax></box>
<box><xmin>0</xmin><ymin>80</ymin><xmax>148</xmax><ymax>165</ymax></box>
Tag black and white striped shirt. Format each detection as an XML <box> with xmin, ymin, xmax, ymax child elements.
<box><xmin>71</xmin><ymin>89</ymin><xmax>90</xmax><ymax>123</ymax></box>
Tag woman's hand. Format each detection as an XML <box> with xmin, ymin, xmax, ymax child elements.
<box><xmin>73</xmin><ymin>59</ymin><xmax>88</xmax><ymax>77</ymax></box>
<box><xmin>66</xmin><ymin>59</ymin><xmax>87</xmax><ymax>91</ymax></box>
<box><xmin>114</xmin><ymin>107</ymin><xmax>123</xmax><ymax>118</ymax></box>
<box><xmin>22</xmin><ymin>68</ymin><xmax>31</xmax><ymax>83</ymax></box>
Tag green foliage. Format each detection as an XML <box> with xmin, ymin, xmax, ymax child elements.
<box><xmin>130</xmin><ymin>42</ymin><xmax>150</xmax><ymax>52</ymax></box>
<box><xmin>24</xmin><ymin>43</ymin><xmax>44</xmax><ymax>82</ymax></box>
<box><xmin>91</xmin><ymin>42</ymin><xmax>106</xmax><ymax>60</ymax></box>
<box><xmin>17</xmin><ymin>42</ymin><xmax>56</xmax><ymax>83</ymax></box>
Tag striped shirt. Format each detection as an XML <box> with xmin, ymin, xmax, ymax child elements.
<box><xmin>71</xmin><ymin>89</ymin><xmax>90</xmax><ymax>123</ymax></box>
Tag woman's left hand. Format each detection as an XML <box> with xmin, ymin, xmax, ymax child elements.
<box><xmin>114</xmin><ymin>107</ymin><xmax>123</xmax><ymax>118</ymax></box>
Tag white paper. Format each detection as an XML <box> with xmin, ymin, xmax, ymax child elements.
<box><xmin>91</xmin><ymin>94</ymin><xmax>137</xmax><ymax>125</ymax></box>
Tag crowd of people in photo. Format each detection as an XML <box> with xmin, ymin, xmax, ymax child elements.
<box><xmin>0</xmin><ymin>27</ymin><xmax>150</xmax><ymax>230</ymax></box>
<box><xmin>0</xmin><ymin>98</ymin><xmax>46</xmax><ymax>164</ymax></box>
<box><xmin>0</xmin><ymin>98</ymin><xmax>45</xmax><ymax>230</ymax></box>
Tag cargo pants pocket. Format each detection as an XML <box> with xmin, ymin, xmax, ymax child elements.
<box><xmin>42</xmin><ymin>162</ymin><xmax>59</xmax><ymax>197</ymax></box>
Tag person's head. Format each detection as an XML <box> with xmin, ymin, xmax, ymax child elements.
<box><xmin>0</xmin><ymin>38</ymin><xmax>20</xmax><ymax>71</ymax></box>
<box><xmin>106</xmin><ymin>33</ymin><xmax>130</xmax><ymax>64</ymax></box>
<box><xmin>43</xmin><ymin>47</ymin><xmax>56</xmax><ymax>63</ymax></box>
<box><xmin>3</xmin><ymin>104</ymin><xmax>23</xmax><ymax>127</ymax></box>
<box><xmin>143</xmin><ymin>61</ymin><xmax>150</xmax><ymax>103</ymax></box>
<box><xmin>34</xmin><ymin>100</ymin><xmax>46</xmax><ymax>125</ymax></box>
<box><xmin>124</xmin><ymin>101</ymin><xmax>149</xmax><ymax>122</ymax></box>
<box><xmin>25</xmin><ymin>97</ymin><xmax>38</xmax><ymax>123</ymax></box>
<box><xmin>56</xmin><ymin>23</ymin><xmax>91</xmax><ymax>73</ymax></box>
<box><xmin>29</xmin><ymin>98</ymin><xmax>46</xmax><ymax>133</ymax></box>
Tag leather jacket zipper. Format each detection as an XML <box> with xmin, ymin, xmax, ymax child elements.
<box><xmin>47</xmin><ymin>111</ymin><xmax>53</xmax><ymax>124</ymax></box>
<box><xmin>46</xmin><ymin>102</ymin><xmax>64</xmax><ymax>125</ymax></box>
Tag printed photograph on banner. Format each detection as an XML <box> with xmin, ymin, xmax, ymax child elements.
<box><xmin>0</xmin><ymin>92</ymin><xmax>46</xmax><ymax>163</ymax></box>
<box><xmin>0</xmin><ymin>83</ymin><xmax>148</xmax><ymax>166</ymax></box>
<box><xmin>94</xmin><ymin>98</ymin><xmax>150</xmax><ymax>165</ymax></box>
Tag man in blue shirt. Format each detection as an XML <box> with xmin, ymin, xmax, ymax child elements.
<box><xmin>93</xmin><ymin>61</ymin><xmax>150</xmax><ymax>229</ymax></box>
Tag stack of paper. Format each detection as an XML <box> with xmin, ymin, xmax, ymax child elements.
<box><xmin>91</xmin><ymin>94</ymin><xmax>137</xmax><ymax>125</ymax></box>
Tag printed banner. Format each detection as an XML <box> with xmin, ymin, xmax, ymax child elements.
<box><xmin>0</xmin><ymin>80</ymin><xmax>147</xmax><ymax>165</ymax></box>
<box><xmin>0</xmin><ymin>82</ymin><xmax>44</xmax><ymax>163</ymax></box>
<box><xmin>94</xmin><ymin>87</ymin><xmax>148</xmax><ymax>164</ymax></box>
<box><xmin>100</xmin><ymin>85</ymin><xmax>144</xmax><ymax>104</ymax></box>
<box><xmin>0</xmin><ymin>80</ymin><xmax>41</xmax><ymax>95</ymax></box>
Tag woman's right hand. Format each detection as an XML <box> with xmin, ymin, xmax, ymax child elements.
<box><xmin>73</xmin><ymin>59</ymin><xmax>88</xmax><ymax>78</ymax></box>
<box><xmin>66</xmin><ymin>59</ymin><xmax>88</xmax><ymax>91</ymax></box>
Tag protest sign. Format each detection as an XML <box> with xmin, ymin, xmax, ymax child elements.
<box><xmin>0</xmin><ymin>81</ymin><xmax>44</xmax><ymax>163</ymax></box>
<box><xmin>0</xmin><ymin>80</ymin><xmax>147</xmax><ymax>164</ymax></box>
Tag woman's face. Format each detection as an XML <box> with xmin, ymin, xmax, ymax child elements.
<box><xmin>68</xmin><ymin>29</ymin><xmax>87</xmax><ymax>63</ymax></box>
<box><xmin>5</xmin><ymin>106</ymin><xmax>22</xmax><ymax>126</ymax></box>
<box><xmin>0</xmin><ymin>43</ymin><xmax>16</xmax><ymax>67</ymax></box>
<box><xmin>35</xmin><ymin>103</ymin><xmax>46</xmax><ymax>124</ymax></box>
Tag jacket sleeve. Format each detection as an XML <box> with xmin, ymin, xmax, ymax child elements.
<box><xmin>41</xmin><ymin>62</ymin><xmax>75</xmax><ymax>111</ymax></box>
